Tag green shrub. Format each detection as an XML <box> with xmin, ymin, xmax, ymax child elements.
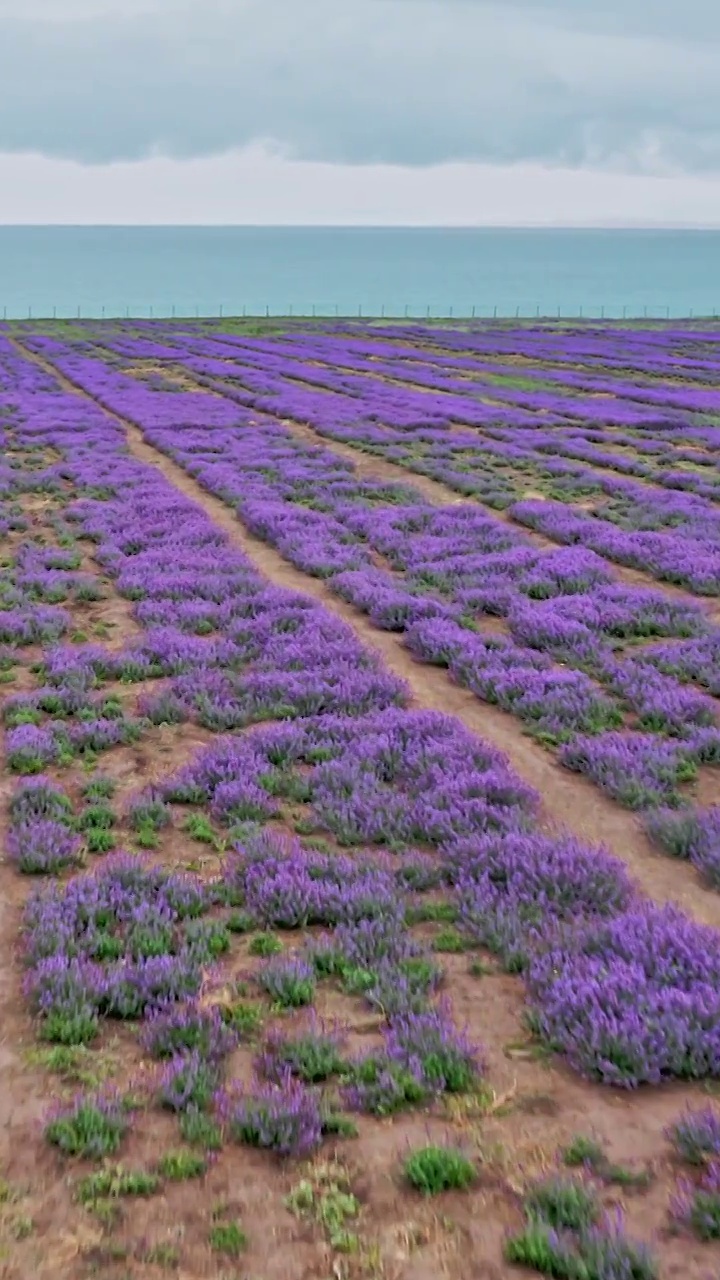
<box><xmin>403</xmin><ymin>1144</ymin><xmax>475</xmax><ymax>1196</ymax></box>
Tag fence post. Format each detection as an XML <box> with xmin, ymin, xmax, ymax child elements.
<box><xmin>404</xmin><ymin>305</ymin><xmax>408</xmax><ymax>318</ymax></box>
<box><xmin>77</xmin><ymin>306</ymin><xmax>80</xmax><ymax>319</ymax></box>
<box><xmin>149</xmin><ymin>305</ymin><xmax>153</xmax><ymax>319</ymax></box>
<box><xmin>53</xmin><ymin>306</ymin><xmax>56</xmax><ymax>319</ymax></box>
<box><xmin>426</xmin><ymin>305</ymin><xmax>430</xmax><ymax>319</ymax></box>
<box><xmin>643</xmin><ymin>306</ymin><xmax>647</xmax><ymax>318</ymax></box>
<box><xmin>358</xmin><ymin>304</ymin><xmax>362</xmax><ymax>317</ymax></box>
<box><xmin>335</xmin><ymin>305</ymin><xmax>339</xmax><ymax>317</ymax></box>
<box><xmin>557</xmin><ymin>306</ymin><xmax>560</xmax><ymax>319</ymax></box>
<box><xmin>622</xmin><ymin>306</ymin><xmax>626</xmax><ymax>319</ymax></box>
<box><xmin>172</xmin><ymin>305</ymin><xmax>175</xmax><ymax>318</ymax></box>
<box><xmin>601</xmin><ymin>306</ymin><xmax>604</xmax><ymax>320</ymax></box>
<box><xmin>449</xmin><ymin>306</ymin><xmax>453</xmax><ymax>318</ymax></box>
<box><xmin>195</xmin><ymin>305</ymin><xmax>199</xmax><ymax>318</ymax></box>
<box><xmin>28</xmin><ymin>306</ymin><xmax>31</xmax><ymax>319</ymax></box>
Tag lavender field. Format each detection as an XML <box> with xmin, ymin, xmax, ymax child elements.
<box><xmin>1</xmin><ymin>318</ymin><xmax>720</xmax><ymax>1278</ymax></box>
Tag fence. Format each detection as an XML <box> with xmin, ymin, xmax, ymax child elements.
<box><xmin>2</xmin><ymin>303</ymin><xmax>720</xmax><ymax>322</ymax></box>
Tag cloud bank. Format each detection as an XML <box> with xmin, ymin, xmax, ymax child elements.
<box><xmin>0</xmin><ymin>0</ymin><xmax>717</xmax><ymax>176</ymax></box>
<box><xmin>3</xmin><ymin>147</ymin><xmax>720</xmax><ymax>228</ymax></box>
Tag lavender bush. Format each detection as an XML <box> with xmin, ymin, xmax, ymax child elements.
<box><xmin>219</xmin><ymin>1071</ymin><xmax>323</xmax><ymax>1157</ymax></box>
<box><xmin>667</xmin><ymin>1106</ymin><xmax>720</xmax><ymax>1165</ymax></box>
<box><xmin>44</xmin><ymin>1090</ymin><xmax>129</xmax><ymax>1158</ymax></box>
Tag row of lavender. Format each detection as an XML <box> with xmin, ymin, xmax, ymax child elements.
<box><xmin>70</xmin><ymin>316</ymin><xmax>720</xmax><ymax>450</ymax></box>
<box><xmin>185</xmin><ymin>329</ymin><xmax>720</xmax><ymax>568</ymax></box>
<box><xmin>24</xmin><ymin>331</ymin><xmax>720</xmax><ymax>892</ymax></box>
<box><xmin>355</xmin><ymin>322</ymin><xmax>720</xmax><ymax>388</ymax></box>
<box><xmin>146</xmin><ymin>320</ymin><xmax>720</xmax><ymax>485</ymax></box>
<box><xmin>78</xmin><ymin>321</ymin><xmax>720</xmax><ymax>590</ymax></box>
<box><xmin>2</xmin><ymin>332</ymin><xmax>720</xmax><ymax>1102</ymax></box>
<box><xmin>293</xmin><ymin>321</ymin><xmax>720</xmax><ymax>408</ymax></box>
<box><xmin>116</xmin><ymin>319</ymin><xmax>720</xmax><ymax>421</ymax></box>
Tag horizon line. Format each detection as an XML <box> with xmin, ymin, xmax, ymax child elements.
<box><xmin>2</xmin><ymin>222</ymin><xmax>720</xmax><ymax>232</ymax></box>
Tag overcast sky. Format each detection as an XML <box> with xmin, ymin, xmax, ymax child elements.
<box><xmin>0</xmin><ymin>0</ymin><xmax>718</xmax><ymax>224</ymax></box>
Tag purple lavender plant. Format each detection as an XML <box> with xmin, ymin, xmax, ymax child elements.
<box><xmin>6</xmin><ymin>723</ymin><xmax>58</xmax><ymax>772</ymax></box>
<box><xmin>344</xmin><ymin>1003</ymin><xmax>482</xmax><ymax>1115</ymax></box>
<box><xmin>8</xmin><ymin>818</ymin><xmax>81</xmax><ymax>875</ymax></box>
<box><xmin>385</xmin><ymin>1004</ymin><xmax>483</xmax><ymax>1093</ymax></box>
<box><xmin>9</xmin><ymin>776</ymin><xmax>73</xmax><ymax>824</ymax></box>
<box><xmin>255</xmin><ymin>1017</ymin><xmax>346</xmax><ymax>1084</ymax></box>
<box><xmin>159</xmin><ymin>1050</ymin><xmax>222</xmax><ymax>1111</ymax></box>
<box><xmin>44</xmin><ymin>1089</ymin><xmax>129</xmax><ymax>1158</ymax></box>
<box><xmin>26</xmin><ymin>954</ymin><xmax>101</xmax><ymax>1044</ymax></box>
<box><xmin>527</xmin><ymin>902</ymin><xmax>720</xmax><ymax>1086</ymax></box>
<box><xmin>574</xmin><ymin>1210</ymin><xmax>659</xmax><ymax>1279</ymax></box>
<box><xmin>219</xmin><ymin>1070</ymin><xmax>323</xmax><ymax>1157</ymax></box>
<box><xmin>141</xmin><ymin>1002</ymin><xmax>238</xmax><ymax>1061</ymax></box>
<box><xmin>257</xmin><ymin>955</ymin><xmax>316</xmax><ymax>1008</ymax></box>
<box><xmin>645</xmin><ymin>805</ymin><xmax>720</xmax><ymax>891</ymax></box>
<box><xmin>453</xmin><ymin>832</ymin><xmax>634</xmax><ymax>971</ymax></box>
<box><xmin>669</xmin><ymin>1162</ymin><xmax>720</xmax><ymax>1240</ymax></box>
<box><xmin>127</xmin><ymin>791</ymin><xmax>173</xmax><ymax>831</ymax></box>
<box><xmin>667</xmin><ymin>1106</ymin><xmax>720</xmax><ymax>1165</ymax></box>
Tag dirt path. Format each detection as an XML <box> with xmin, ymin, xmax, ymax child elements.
<box><xmin>11</xmin><ymin>335</ymin><xmax>720</xmax><ymax>930</ymax></box>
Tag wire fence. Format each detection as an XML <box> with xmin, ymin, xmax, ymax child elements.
<box><xmin>2</xmin><ymin>303</ymin><xmax>720</xmax><ymax>322</ymax></box>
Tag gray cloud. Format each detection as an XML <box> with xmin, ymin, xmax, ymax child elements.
<box><xmin>491</xmin><ymin>0</ymin><xmax>718</xmax><ymax>39</ymax></box>
<box><xmin>0</xmin><ymin>0</ymin><xmax>717</xmax><ymax>173</ymax></box>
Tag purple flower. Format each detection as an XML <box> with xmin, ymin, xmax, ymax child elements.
<box><xmin>257</xmin><ymin>955</ymin><xmax>315</xmax><ymax>1008</ymax></box>
<box><xmin>8</xmin><ymin>818</ymin><xmax>81</xmax><ymax>875</ymax></box>
<box><xmin>667</xmin><ymin>1106</ymin><xmax>720</xmax><ymax>1165</ymax></box>
<box><xmin>9</xmin><ymin>776</ymin><xmax>73</xmax><ymax>824</ymax></box>
<box><xmin>255</xmin><ymin>1016</ymin><xmax>346</xmax><ymax>1084</ymax></box>
<box><xmin>141</xmin><ymin>1002</ymin><xmax>238</xmax><ymax>1061</ymax></box>
<box><xmin>645</xmin><ymin>805</ymin><xmax>720</xmax><ymax>891</ymax></box>
<box><xmin>6</xmin><ymin>723</ymin><xmax>58</xmax><ymax>772</ymax></box>
<box><xmin>44</xmin><ymin>1089</ymin><xmax>129</xmax><ymax>1158</ymax></box>
<box><xmin>219</xmin><ymin>1071</ymin><xmax>323</xmax><ymax>1157</ymax></box>
<box><xmin>669</xmin><ymin>1161</ymin><xmax>720</xmax><ymax>1240</ymax></box>
<box><xmin>158</xmin><ymin>1050</ymin><xmax>221</xmax><ymax>1111</ymax></box>
<box><xmin>527</xmin><ymin>903</ymin><xmax>720</xmax><ymax>1086</ymax></box>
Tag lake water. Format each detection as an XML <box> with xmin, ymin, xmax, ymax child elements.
<box><xmin>1</xmin><ymin>226</ymin><xmax>720</xmax><ymax>320</ymax></box>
